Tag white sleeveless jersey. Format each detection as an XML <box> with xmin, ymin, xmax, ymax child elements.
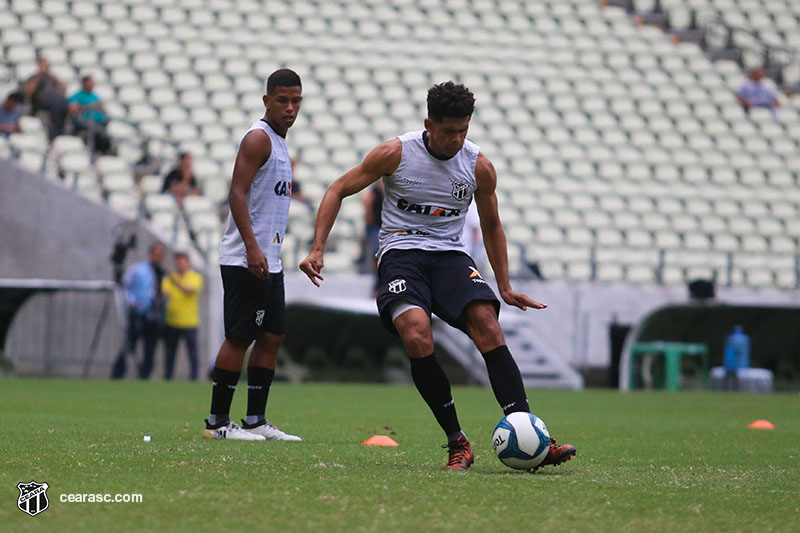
<box><xmin>377</xmin><ymin>130</ymin><xmax>479</xmax><ymax>262</ymax></box>
<box><xmin>219</xmin><ymin>120</ymin><xmax>292</xmax><ymax>273</ymax></box>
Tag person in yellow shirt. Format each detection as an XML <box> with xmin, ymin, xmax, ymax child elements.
<box><xmin>161</xmin><ymin>252</ymin><xmax>204</xmax><ymax>380</ymax></box>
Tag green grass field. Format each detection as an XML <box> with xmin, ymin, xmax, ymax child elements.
<box><xmin>1</xmin><ymin>378</ymin><xmax>798</xmax><ymax>532</ymax></box>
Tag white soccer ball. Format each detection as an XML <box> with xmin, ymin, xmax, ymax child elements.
<box><xmin>491</xmin><ymin>412</ymin><xmax>550</xmax><ymax>470</ymax></box>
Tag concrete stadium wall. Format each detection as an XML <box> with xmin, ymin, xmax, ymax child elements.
<box><xmin>1</xmin><ymin>159</ymin><xmax>211</xmax><ymax>379</ymax></box>
<box><xmin>1</xmin><ymin>159</ymin><xmax>155</xmax><ymax>280</ymax></box>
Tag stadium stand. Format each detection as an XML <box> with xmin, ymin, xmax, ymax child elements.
<box><xmin>624</xmin><ymin>0</ymin><xmax>800</xmax><ymax>88</ymax></box>
<box><xmin>1</xmin><ymin>0</ymin><xmax>798</xmax><ymax>289</ymax></box>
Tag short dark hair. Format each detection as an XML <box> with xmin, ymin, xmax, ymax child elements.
<box><xmin>427</xmin><ymin>81</ymin><xmax>475</xmax><ymax>122</ymax></box>
<box><xmin>178</xmin><ymin>152</ymin><xmax>191</xmax><ymax>162</ymax></box>
<box><xmin>174</xmin><ymin>251</ymin><xmax>189</xmax><ymax>260</ymax></box>
<box><xmin>266</xmin><ymin>69</ymin><xmax>302</xmax><ymax>94</ymax></box>
<box><xmin>81</xmin><ymin>75</ymin><xmax>92</xmax><ymax>83</ymax></box>
<box><xmin>7</xmin><ymin>92</ymin><xmax>24</xmax><ymax>104</ymax></box>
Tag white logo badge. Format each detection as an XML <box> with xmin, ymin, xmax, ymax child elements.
<box><xmin>17</xmin><ymin>481</ymin><xmax>49</xmax><ymax>517</ymax></box>
<box><xmin>451</xmin><ymin>180</ymin><xmax>470</xmax><ymax>200</ymax></box>
<box><xmin>255</xmin><ymin>310</ymin><xmax>265</xmax><ymax>326</ymax></box>
<box><xmin>388</xmin><ymin>279</ymin><xmax>407</xmax><ymax>294</ymax></box>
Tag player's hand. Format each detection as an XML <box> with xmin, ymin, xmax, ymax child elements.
<box><xmin>499</xmin><ymin>288</ymin><xmax>547</xmax><ymax>311</ymax></box>
<box><xmin>299</xmin><ymin>251</ymin><xmax>325</xmax><ymax>287</ymax></box>
<box><xmin>246</xmin><ymin>247</ymin><xmax>269</xmax><ymax>279</ymax></box>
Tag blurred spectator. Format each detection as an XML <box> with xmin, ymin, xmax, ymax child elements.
<box><xmin>24</xmin><ymin>56</ymin><xmax>68</xmax><ymax>139</ymax></box>
<box><xmin>361</xmin><ymin>181</ymin><xmax>384</xmax><ymax>277</ymax></box>
<box><xmin>735</xmin><ymin>68</ymin><xmax>780</xmax><ymax>113</ymax></box>
<box><xmin>162</xmin><ymin>152</ymin><xmax>201</xmax><ymax>206</ymax></box>
<box><xmin>290</xmin><ymin>157</ymin><xmax>313</xmax><ymax>208</ymax></box>
<box><xmin>67</xmin><ymin>75</ymin><xmax>113</xmax><ymax>154</ymax></box>
<box><xmin>133</xmin><ymin>140</ymin><xmax>161</xmax><ymax>180</ymax></box>
<box><xmin>0</xmin><ymin>92</ymin><xmax>24</xmax><ymax>136</ymax></box>
<box><xmin>291</xmin><ymin>179</ymin><xmax>313</xmax><ymax>206</ymax></box>
<box><xmin>110</xmin><ymin>242</ymin><xmax>166</xmax><ymax>380</ymax></box>
<box><xmin>161</xmin><ymin>252</ymin><xmax>204</xmax><ymax>381</ymax></box>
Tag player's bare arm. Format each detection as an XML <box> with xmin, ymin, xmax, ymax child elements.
<box><xmin>299</xmin><ymin>139</ymin><xmax>401</xmax><ymax>286</ymax></box>
<box><xmin>229</xmin><ymin>129</ymin><xmax>272</xmax><ymax>279</ymax></box>
<box><xmin>474</xmin><ymin>152</ymin><xmax>546</xmax><ymax>311</ymax></box>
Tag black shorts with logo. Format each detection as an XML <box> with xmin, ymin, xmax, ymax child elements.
<box><xmin>376</xmin><ymin>249</ymin><xmax>500</xmax><ymax>336</ymax></box>
<box><xmin>220</xmin><ymin>266</ymin><xmax>286</xmax><ymax>341</ymax></box>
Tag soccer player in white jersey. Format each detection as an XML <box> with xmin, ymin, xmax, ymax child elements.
<box><xmin>301</xmin><ymin>82</ymin><xmax>576</xmax><ymax>470</ymax></box>
<box><xmin>203</xmin><ymin>69</ymin><xmax>303</xmax><ymax>442</ymax></box>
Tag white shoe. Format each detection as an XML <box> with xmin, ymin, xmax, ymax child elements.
<box><xmin>203</xmin><ymin>420</ymin><xmax>265</xmax><ymax>441</ymax></box>
<box><xmin>242</xmin><ymin>420</ymin><xmax>302</xmax><ymax>441</ymax></box>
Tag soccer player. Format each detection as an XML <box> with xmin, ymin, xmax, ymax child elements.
<box><xmin>203</xmin><ymin>69</ymin><xmax>304</xmax><ymax>442</ymax></box>
<box><xmin>300</xmin><ymin>82</ymin><xmax>576</xmax><ymax>470</ymax></box>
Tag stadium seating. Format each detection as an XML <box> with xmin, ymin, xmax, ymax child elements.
<box><xmin>636</xmin><ymin>0</ymin><xmax>800</xmax><ymax>85</ymax></box>
<box><xmin>1</xmin><ymin>0</ymin><xmax>798</xmax><ymax>288</ymax></box>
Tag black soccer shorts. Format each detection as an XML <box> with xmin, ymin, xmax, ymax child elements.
<box><xmin>220</xmin><ymin>266</ymin><xmax>286</xmax><ymax>341</ymax></box>
<box><xmin>376</xmin><ymin>249</ymin><xmax>500</xmax><ymax>336</ymax></box>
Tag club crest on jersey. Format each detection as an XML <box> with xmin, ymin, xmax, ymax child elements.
<box><xmin>388</xmin><ymin>279</ymin><xmax>407</xmax><ymax>294</ymax></box>
<box><xmin>451</xmin><ymin>181</ymin><xmax>470</xmax><ymax>201</ymax></box>
<box><xmin>17</xmin><ymin>481</ymin><xmax>49</xmax><ymax>517</ymax></box>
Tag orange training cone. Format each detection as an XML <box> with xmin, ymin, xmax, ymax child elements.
<box><xmin>748</xmin><ymin>420</ymin><xmax>775</xmax><ymax>430</ymax></box>
<box><xmin>362</xmin><ymin>435</ymin><xmax>399</xmax><ymax>446</ymax></box>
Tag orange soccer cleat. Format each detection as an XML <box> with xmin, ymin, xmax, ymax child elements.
<box><xmin>533</xmin><ymin>437</ymin><xmax>576</xmax><ymax>471</ymax></box>
<box><xmin>444</xmin><ymin>435</ymin><xmax>475</xmax><ymax>471</ymax></box>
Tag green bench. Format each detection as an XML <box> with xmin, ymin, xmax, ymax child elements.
<box><xmin>629</xmin><ymin>341</ymin><xmax>710</xmax><ymax>391</ymax></box>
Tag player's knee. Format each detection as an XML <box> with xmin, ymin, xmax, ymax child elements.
<box><xmin>477</xmin><ymin>322</ymin><xmax>504</xmax><ymax>347</ymax></box>
<box><xmin>268</xmin><ymin>332</ymin><xmax>286</xmax><ymax>344</ymax></box>
<box><xmin>256</xmin><ymin>332</ymin><xmax>284</xmax><ymax>351</ymax></box>
<box><xmin>484</xmin><ymin>321</ymin><xmax>505</xmax><ymax>346</ymax></box>
<box><xmin>405</xmin><ymin>337</ymin><xmax>434</xmax><ymax>357</ymax></box>
<box><xmin>402</xmin><ymin>323</ymin><xmax>431</xmax><ymax>345</ymax></box>
<box><xmin>225</xmin><ymin>337</ymin><xmax>253</xmax><ymax>352</ymax></box>
<box><xmin>466</xmin><ymin>311</ymin><xmax>504</xmax><ymax>349</ymax></box>
<box><xmin>397</xmin><ymin>321</ymin><xmax>433</xmax><ymax>355</ymax></box>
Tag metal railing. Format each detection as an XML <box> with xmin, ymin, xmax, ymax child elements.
<box><xmin>517</xmin><ymin>244</ymin><xmax>800</xmax><ymax>288</ymax></box>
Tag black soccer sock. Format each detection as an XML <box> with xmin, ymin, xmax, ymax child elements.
<box><xmin>207</xmin><ymin>367</ymin><xmax>241</xmax><ymax>428</ymax></box>
<box><xmin>409</xmin><ymin>353</ymin><xmax>462</xmax><ymax>437</ymax></box>
<box><xmin>482</xmin><ymin>345</ymin><xmax>530</xmax><ymax>415</ymax></box>
<box><xmin>245</xmin><ymin>366</ymin><xmax>275</xmax><ymax>426</ymax></box>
